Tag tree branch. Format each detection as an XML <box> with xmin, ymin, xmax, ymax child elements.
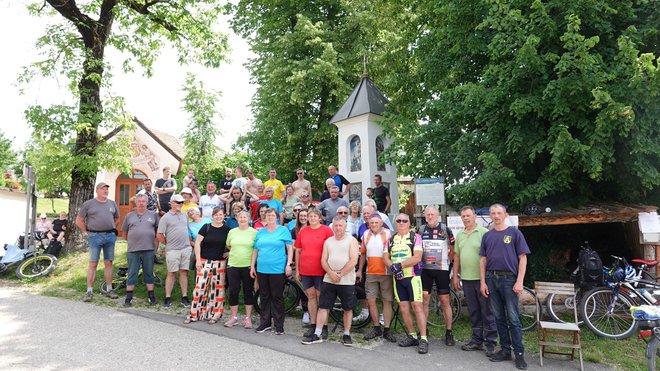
<box><xmin>46</xmin><ymin>0</ymin><xmax>94</xmax><ymax>38</ymax></box>
<box><xmin>102</xmin><ymin>125</ymin><xmax>124</xmax><ymax>142</ymax></box>
<box><xmin>123</xmin><ymin>0</ymin><xmax>177</xmax><ymax>31</ymax></box>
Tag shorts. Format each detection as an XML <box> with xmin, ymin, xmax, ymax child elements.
<box><xmin>166</xmin><ymin>248</ymin><xmax>192</xmax><ymax>272</ymax></box>
<box><xmin>126</xmin><ymin>250</ymin><xmax>155</xmax><ymax>286</ymax></box>
<box><xmin>87</xmin><ymin>232</ymin><xmax>117</xmax><ymax>262</ymax></box>
<box><xmin>365</xmin><ymin>274</ymin><xmax>394</xmax><ymax>302</ymax></box>
<box><xmin>421</xmin><ymin>269</ymin><xmax>450</xmax><ymax>295</ymax></box>
<box><xmin>318</xmin><ymin>282</ymin><xmax>357</xmax><ymax>310</ymax></box>
<box><xmin>300</xmin><ymin>275</ymin><xmax>323</xmax><ymax>291</ymax></box>
<box><xmin>394</xmin><ymin>276</ymin><xmax>423</xmax><ymax>303</ymax></box>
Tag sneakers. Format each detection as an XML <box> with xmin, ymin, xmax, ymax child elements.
<box><xmin>342</xmin><ymin>335</ymin><xmax>353</xmax><ymax>347</ymax></box>
<box><xmin>255</xmin><ymin>323</ymin><xmax>272</xmax><ymax>333</ymax></box>
<box><xmin>461</xmin><ymin>342</ymin><xmax>484</xmax><ymax>351</ymax></box>
<box><xmin>321</xmin><ymin>326</ymin><xmax>328</xmax><ymax>340</ymax></box>
<box><xmin>163</xmin><ymin>298</ymin><xmax>172</xmax><ymax>308</ymax></box>
<box><xmin>486</xmin><ymin>346</ymin><xmax>495</xmax><ymax>357</ymax></box>
<box><xmin>445</xmin><ymin>331</ymin><xmax>455</xmax><ymax>346</ymax></box>
<box><xmin>515</xmin><ymin>353</ymin><xmax>528</xmax><ymax>370</ymax></box>
<box><xmin>83</xmin><ymin>292</ymin><xmax>93</xmax><ymax>302</ymax></box>
<box><xmin>398</xmin><ymin>334</ymin><xmax>419</xmax><ymax>347</ymax></box>
<box><xmin>383</xmin><ymin>329</ymin><xmax>397</xmax><ymax>343</ymax></box>
<box><xmin>418</xmin><ymin>338</ymin><xmax>429</xmax><ymax>354</ymax></box>
<box><xmin>274</xmin><ymin>327</ymin><xmax>284</xmax><ymax>335</ymax></box>
<box><xmin>354</xmin><ymin>310</ymin><xmax>369</xmax><ymax>322</ymax></box>
<box><xmin>301</xmin><ymin>334</ymin><xmax>322</xmax><ymax>345</ymax></box>
<box><xmin>148</xmin><ymin>296</ymin><xmax>157</xmax><ymax>306</ymax></box>
<box><xmin>123</xmin><ymin>297</ymin><xmax>132</xmax><ymax>307</ymax></box>
<box><xmin>303</xmin><ymin>327</ymin><xmax>316</xmax><ymax>338</ymax></box>
<box><xmin>224</xmin><ymin>316</ymin><xmax>239</xmax><ymax>328</ymax></box>
<box><xmin>243</xmin><ymin>318</ymin><xmax>253</xmax><ymax>329</ymax></box>
<box><xmin>102</xmin><ymin>290</ymin><xmax>119</xmax><ymax>299</ymax></box>
<box><xmin>490</xmin><ymin>350</ymin><xmax>512</xmax><ymax>362</ymax></box>
<box><xmin>364</xmin><ymin>326</ymin><xmax>383</xmax><ymax>341</ymax></box>
<box><xmin>181</xmin><ymin>297</ymin><xmax>191</xmax><ymax>308</ymax></box>
<box><xmin>302</xmin><ymin>312</ymin><xmax>310</xmax><ymax>325</ymax></box>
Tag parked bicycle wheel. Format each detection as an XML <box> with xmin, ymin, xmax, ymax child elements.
<box><xmin>328</xmin><ymin>286</ymin><xmax>371</xmax><ymax>329</ymax></box>
<box><xmin>254</xmin><ymin>278</ymin><xmax>302</xmax><ymax>314</ymax></box>
<box><xmin>546</xmin><ymin>287</ymin><xmax>584</xmax><ymax>326</ymax></box>
<box><xmin>580</xmin><ymin>286</ymin><xmax>637</xmax><ymax>340</ymax></box>
<box><xmin>427</xmin><ymin>288</ymin><xmax>461</xmax><ymax>327</ymax></box>
<box><xmin>15</xmin><ymin>254</ymin><xmax>57</xmax><ymax>279</ymax></box>
<box><xmin>520</xmin><ymin>286</ymin><xmax>540</xmax><ymax>332</ymax></box>
<box><xmin>647</xmin><ymin>329</ymin><xmax>660</xmax><ymax>371</ymax></box>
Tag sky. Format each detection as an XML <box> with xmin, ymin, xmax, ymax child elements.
<box><xmin>0</xmin><ymin>1</ymin><xmax>256</xmax><ymax>153</ymax></box>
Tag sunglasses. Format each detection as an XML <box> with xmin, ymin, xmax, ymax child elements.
<box><xmin>293</xmin><ymin>209</ymin><xmax>302</xmax><ymax>212</ymax></box>
<box><xmin>337</xmin><ymin>211</ymin><xmax>349</xmax><ymax>215</ymax></box>
<box><xmin>297</xmin><ymin>172</ymin><xmax>303</xmax><ymax>175</ymax></box>
<box><xmin>395</xmin><ymin>219</ymin><xmax>410</xmax><ymax>223</ymax></box>
<box><xmin>173</xmin><ymin>201</ymin><xmax>184</xmax><ymax>204</ymax></box>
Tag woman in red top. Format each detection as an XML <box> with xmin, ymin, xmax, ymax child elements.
<box><xmin>294</xmin><ymin>208</ymin><xmax>334</xmax><ymax>338</ymax></box>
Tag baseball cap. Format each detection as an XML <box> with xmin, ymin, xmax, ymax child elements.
<box><xmin>95</xmin><ymin>182</ymin><xmax>110</xmax><ymax>190</ymax></box>
<box><xmin>180</xmin><ymin>187</ymin><xmax>193</xmax><ymax>195</ymax></box>
<box><xmin>170</xmin><ymin>194</ymin><xmax>185</xmax><ymax>203</ymax></box>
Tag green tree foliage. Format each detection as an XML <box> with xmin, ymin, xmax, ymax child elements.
<box><xmin>19</xmin><ymin>0</ymin><xmax>229</xmax><ymax>250</ymax></box>
<box><xmin>381</xmin><ymin>0</ymin><xmax>659</xmax><ymax>209</ymax></box>
<box><xmin>180</xmin><ymin>73</ymin><xmax>221</xmax><ymax>181</ymax></box>
<box><xmin>0</xmin><ymin>130</ymin><xmax>18</xmax><ymax>174</ymax></box>
<box><xmin>229</xmin><ymin>0</ymin><xmax>371</xmax><ymax>190</ymax></box>
<box><xmin>24</xmin><ymin>137</ymin><xmax>73</xmax><ymax>197</ymax></box>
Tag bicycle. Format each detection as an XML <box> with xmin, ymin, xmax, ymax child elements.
<box><xmin>1</xmin><ymin>237</ymin><xmax>58</xmax><ymax>279</ymax></box>
<box><xmin>328</xmin><ymin>284</ymin><xmax>371</xmax><ymax>330</ymax></box>
<box><xmin>547</xmin><ymin>254</ymin><xmax>655</xmax><ymax>327</ymax></box>
<box><xmin>579</xmin><ymin>262</ymin><xmax>660</xmax><ymax>340</ymax></box>
<box><xmin>426</xmin><ymin>287</ymin><xmax>461</xmax><ymax>327</ymax></box>
<box><xmin>98</xmin><ymin>266</ymin><xmax>163</xmax><ymax>294</ymax></box>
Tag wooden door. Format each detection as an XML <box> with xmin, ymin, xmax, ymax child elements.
<box><xmin>115</xmin><ymin>169</ymin><xmax>148</xmax><ymax>237</ymax></box>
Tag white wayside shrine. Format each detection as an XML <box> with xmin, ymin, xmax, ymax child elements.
<box><xmin>330</xmin><ymin>74</ymin><xmax>398</xmax><ymax>217</ymax></box>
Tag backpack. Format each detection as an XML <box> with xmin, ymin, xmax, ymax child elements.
<box><xmin>45</xmin><ymin>239</ymin><xmax>63</xmax><ymax>257</ymax></box>
<box><xmin>577</xmin><ymin>246</ymin><xmax>603</xmax><ymax>289</ymax></box>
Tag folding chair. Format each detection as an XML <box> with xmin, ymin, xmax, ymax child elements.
<box><xmin>535</xmin><ymin>282</ymin><xmax>583</xmax><ymax>370</ymax></box>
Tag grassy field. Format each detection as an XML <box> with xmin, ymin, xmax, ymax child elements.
<box><xmin>37</xmin><ymin>198</ymin><xmax>69</xmax><ymax>217</ymax></box>
<box><xmin>0</xmin><ymin>241</ymin><xmax>650</xmax><ymax>370</ymax></box>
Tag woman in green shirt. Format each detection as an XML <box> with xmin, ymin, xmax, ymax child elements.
<box><xmin>224</xmin><ymin>210</ymin><xmax>258</xmax><ymax>328</ymax></box>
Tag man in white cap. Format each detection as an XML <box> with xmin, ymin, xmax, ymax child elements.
<box><xmin>157</xmin><ymin>193</ymin><xmax>192</xmax><ymax>308</ymax></box>
<box><xmin>76</xmin><ymin>182</ymin><xmax>120</xmax><ymax>302</ymax></box>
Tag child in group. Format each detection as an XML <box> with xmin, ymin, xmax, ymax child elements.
<box><xmin>182</xmin><ymin>168</ymin><xmax>195</xmax><ymax>188</ymax></box>
<box><xmin>48</xmin><ymin>211</ymin><xmax>68</xmax><ymax>242</ymax></box>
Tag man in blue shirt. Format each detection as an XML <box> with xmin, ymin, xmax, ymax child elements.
<box><xmin>479</xmin><ymin>204</ymin><xmax>531</xmax><ymax>370</ymax></box>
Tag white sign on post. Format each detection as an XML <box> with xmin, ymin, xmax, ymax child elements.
<box><xmin>415</xmin><ymin>178</ymin><xmax>445</xmax><ymax>206</ymax></box>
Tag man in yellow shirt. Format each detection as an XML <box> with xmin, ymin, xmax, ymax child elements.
<box><xmin>264</xmin><ymin>168</ymin><xmax>285</xmax><ymax>201</ymax></box>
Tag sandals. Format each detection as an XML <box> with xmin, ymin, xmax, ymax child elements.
<box><xmin>183</xmin><ymin>317</ymin><xmax>197</xmax><ymax>325</ymax></box>
<box><xmin>208</xmin><ymin>317</ymin><xmax>219</xmax><ymax>325</ymax></box>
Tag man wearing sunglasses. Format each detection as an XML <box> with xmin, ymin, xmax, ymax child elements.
<box><xmin>292</xmin><ymin>168</ymin><xmax>312</xmax><ymax>199</ymax></box>
<box><xmin>383</xmin><ymin>213</ymin><xmax>428</xmax><ymax>354</ymax></box>
<box><xmin>157</xmin><ymin>194</ymin><xmax>192</xmax><ymax>308</ymax></box>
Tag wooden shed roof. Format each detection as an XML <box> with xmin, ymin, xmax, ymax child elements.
<box><xmin>518</xmin><ymin>202</ymin><xmax>657</xmax><ymax>227</ymax></box>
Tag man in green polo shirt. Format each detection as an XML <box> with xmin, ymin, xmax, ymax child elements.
<box><xmin>452</xmin><ymin>205</ymin><xmax>497</xmax><ymax>356</ymax></box>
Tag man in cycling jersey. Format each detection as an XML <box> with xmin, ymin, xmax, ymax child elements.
<box><xmin>419</xmin><ymin>205</ymin><xmax>456</xmax><ymax>346</ymax></box>
<box><xmin>480</xmin><ymin>204</ymin><xmax>530</xmax><ymax>370</ymax></box>
<box><xmin>383</xmin><ymin>213</ymin><xmax>428</xmax><ymax>354</ymax></box>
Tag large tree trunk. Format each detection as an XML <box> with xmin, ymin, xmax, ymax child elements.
<box><xmin>64</xmin><ymin>19</ymin><xmax>111</xmax><ymax>252</ymax></box>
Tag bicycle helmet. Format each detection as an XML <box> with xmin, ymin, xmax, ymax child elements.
<box><xmin>523</xmin><ymin>203</ymin><xmax>541</xmax><ymax>215</ymax></box>
<box><xmin>624</xmin><ymin>265</ymin><xmax>636</xmax><ymax>281</ymax></box>
<box><xmin>609</xmin><ymin>267</ymin><xmax>625</xmax><ymax>282</ymax></box>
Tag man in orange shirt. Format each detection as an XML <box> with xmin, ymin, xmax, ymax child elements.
<box><xmin>358</xmin><ymin>214</ymin><xmax>396</xmax><ymax>342</ymax></box>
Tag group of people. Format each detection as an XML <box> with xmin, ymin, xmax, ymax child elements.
<box><xmin>75</xmin><ymin>165</ymin><xmax>530</xmax><ymax>369</ymax></box>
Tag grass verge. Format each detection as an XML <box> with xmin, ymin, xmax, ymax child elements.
<box><xmin>37</xmin><ymin>198</ymin><xmax>69</xmax><ymax>216</ymax></box>
<box><xmin>0</xmin><ymin>241</ymin><xmax>650</xmax><ymax>370</ymax></box>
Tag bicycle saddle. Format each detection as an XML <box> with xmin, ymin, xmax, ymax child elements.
<box><xmin>632</xmin><ymin>259</ymin><xmax>659</xmax><ymax>266</ymax></box>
